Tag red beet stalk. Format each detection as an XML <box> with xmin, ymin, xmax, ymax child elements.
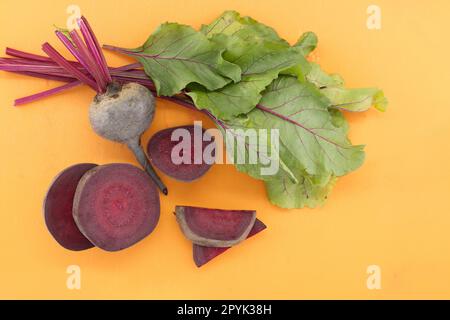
<box><xmin>0</xmin><ymin>17</ymin><xmax>227</xmax><ymax>130</ymax></box>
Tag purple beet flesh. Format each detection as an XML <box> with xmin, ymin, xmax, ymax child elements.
<box><xmin>73</xmin><ymin>163</ymin><xmax>160</xmax><ymax>252</ymax></box>
<box><xmin>175</xmin><ymin>206</ymin><xmax>257</xmax><ymax>247</ymax></box>
<box><xmin>147</xmin><ymin>125</ymin><xmax>214</xmax><ymax>182</ymax></box>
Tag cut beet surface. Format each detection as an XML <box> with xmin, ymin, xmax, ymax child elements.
<box><xmin>147</xmin><ymin>125</ymin><xmax>215</xmax><ymax>182</ymax></box>
<box><xmin>175</xmin><ymin>206</ymin><xmax>256</xmax><ymax>247</ymax></box>
<box><xmin>193</xmin><ymin>219</ymin><xmax>267</xmax><ymax>267</ymax></box>
<box><xmin>73</xmin><ymin>163</ymin><xmax>160</xmax><ymax>252</ymax></box>
<box><xmin>43</xmin><ymin>163</ymin><xmax>97</xmax><ymax>251</ymax></box>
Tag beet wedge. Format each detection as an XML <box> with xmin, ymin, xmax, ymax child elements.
<box><xmin>193</xmin><ymin>219</ymin><xmax>267</xmax><ymax>267</ymax></box>
<box><xmin>43</xmin><ymin>163</ymin><xmax>97</xmax><ymax>251</ymax></box>
<box><xmin>175</xmin><ymin>206</ymin><xmax>256</xmax><ymax>247</ymax></box>
<box><xmin>73</xmin><ymin>163</ymin><xmax>160</xmax><ymax>252</ymax></box>
<box><xmin>147</xmin><ymin>125</ymin><xmax>214</xmax><ymax>182</ymax></box>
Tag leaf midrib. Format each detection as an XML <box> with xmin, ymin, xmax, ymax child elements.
<box><xmin>256</xmin><ymin>103</ymin><xmax>350</xmax><ymax>149</ymax></box>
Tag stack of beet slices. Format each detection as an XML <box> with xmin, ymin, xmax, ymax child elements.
<box><xmin>44</xmin><ymin>163</ymin><xmax>160</xmax><ymax>252</ymax></box>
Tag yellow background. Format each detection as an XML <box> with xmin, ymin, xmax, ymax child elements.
<box><xmin>1</xmin><ymin>0</ymin><xmax>449</xmax><ymax>299</ymax></box>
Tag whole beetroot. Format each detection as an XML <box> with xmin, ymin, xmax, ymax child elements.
<box><xmin>39</xmin><ymin>17</ymin><xmax>167</xmax><ymax>194</ymax></box>
<box><xmin>89</xmin><ymin>82</ymin><xmax>167</xmax><ymax>194</ymax></box>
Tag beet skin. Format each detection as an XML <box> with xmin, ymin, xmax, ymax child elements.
<box><xmin>43</xmin><ymin>163</ymin><xmax>97</xmax><ymax>251</ymax></box>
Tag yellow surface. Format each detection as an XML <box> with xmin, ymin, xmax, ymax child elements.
<box><xmin>0</xmin><ymin>0</ymin><xmax>449</xmax><ymax>300</ymax></box>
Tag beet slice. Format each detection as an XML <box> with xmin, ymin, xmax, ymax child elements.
<box><xmin>193</xmin><ymin>219</ymin><xmax>267</xmax><ymax>267</ymax></box>
<box><xmin>43</xmin><ymin>163</ymin><xmax>97</xmax><ymax>251</ymax></box>
<box><xmin>147</xmin><ymin>125</ymin><xmax>214</xmax><ymax>181</ymax></box>
<box><xmin>175</xmin><ymin>206</ymin><xmax>257</xmax><ymax>247</ymax></box>
<box><xmin>73</xmin><ymin>163</ymin><xmax>160</xmax><ymax>252</ymax></box>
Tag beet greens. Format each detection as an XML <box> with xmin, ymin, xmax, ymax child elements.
<box><xmin>0</xmin><ymin>11</ymin><xmax>387</xmax><ymax>209</ymax></box>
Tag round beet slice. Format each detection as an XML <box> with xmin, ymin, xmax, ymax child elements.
<box><xmin>43</xmin><ymin>163</ymin><xmax>97</xmax><ymax>251</ymax></box>
<box><xmin>175</xmin><ymin>206</ymin><xmax>257</xmax><ymax>247</ymax></box>
<box><xmin>73</xmin><ymin>163</ymin><xmax>160</xmax><ymax>252</ymax></box>
<box><xmin>147</xmin><ymin>125</ymin><xmax>214</xmax><ymax>181</ymax></box>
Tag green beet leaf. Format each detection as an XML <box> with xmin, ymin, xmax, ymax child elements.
<box><xmin>217</xmin><ymin>115</ymin><xmax>298</xmax><ymax>183</ymax></box>
<box><xmin>293</xmin><ymin>33</ymin><xmax>388</xmax><ymax>113</ymax></box>
<box><xmin>219</xmin><ymin>111</ymin><xmax>342</xmax><ymax>209</ymax></box>
<box><xmin>200</xmin><ymin>10</ymin><xmax>288</xmax><ymax>46</ymax></box>
<box><xmin>323</xmin><ymin>87</ymin><xmax>388</xmax><ymax>112</ymax></box>
<box><xmin>294</xmin><ymin>31</ymin><xmax>318</xmax><ymax>57</ymax></box>
<box><xmin>106</xmin><ymin>23</ymin><xmax>242</xmax><ymax>96</ymax></box>
<box><xmin>264</xmin><ymin>110</ymin><xmax>348</xmax><ymax>209</ymax></box>
<box><xmin>188</xmin><ymin>11</ymin><xmax>308</xmax><ymax>120</ymax></box>
<box><xmin>188</xmin><ymin>46</ymin><xmax>304</xmax><ymax>120</ymax></box>
<box><xmin>306</xmin><ymin>62</ymin><xmax>344</xmax><ymax>88</ymax></box>
<box><xmin>306</xmin><ymin>62</ymin><xmax>387</xmax><ymax>112</ymax></box>
<box><xmin>218</xmin><ymin>82</ymin><xmax>356</xmax><ymax>208</ymax></box>
<box><xmin>265</xmin><ymin>170</ymin><xmax>337</xmax><ymax>209</ymax></box>
<box><xmin>250</xmin><ymin>76</ymin><xmax>365</xmax><ymax>177</ymax></box>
